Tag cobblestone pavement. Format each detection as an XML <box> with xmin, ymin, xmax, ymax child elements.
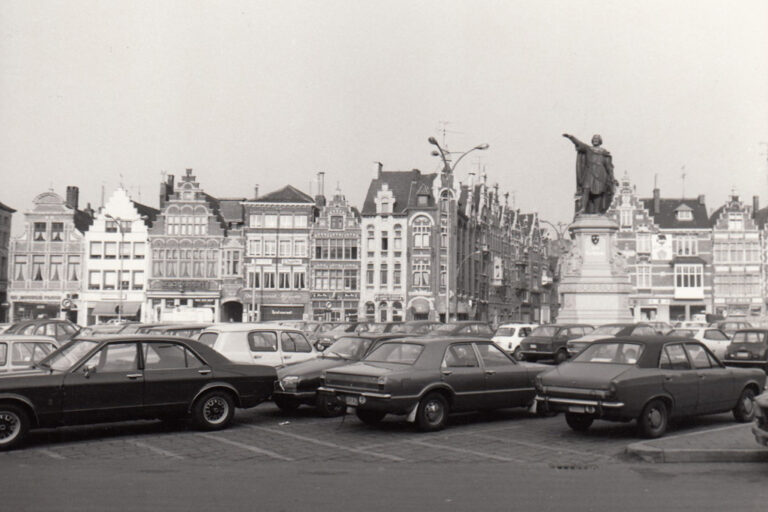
<box><xmin>0</xmin><ymin>402</ymin><xmax>743</xmax><ymax>466</ymax></box>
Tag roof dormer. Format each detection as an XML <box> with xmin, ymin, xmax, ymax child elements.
<box><xmin>375</xmin><ymin>183</ymin><xmax>394</xmax><ymax>215</ymax></box>
<box><xmin>675</xmin><ymin>203</ymin><xmax>693</xmax><ymax>221</ymax></box>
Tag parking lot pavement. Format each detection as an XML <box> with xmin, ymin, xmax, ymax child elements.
<box><xmin>0</xmin><ymin>402</ymin><xmax>750</xmax><ymax>466</ymax></box>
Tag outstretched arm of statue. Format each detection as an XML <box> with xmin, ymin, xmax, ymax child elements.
<box><xmin>562</xmin><ymin>133</ymin><xmax>588</xmax><ymax>150</ymax></box>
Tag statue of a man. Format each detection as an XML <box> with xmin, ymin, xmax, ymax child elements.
<box><xmin>562</xmin><ymin>133</ymin><xmax>616</xmax><ymax>215</ymax></box>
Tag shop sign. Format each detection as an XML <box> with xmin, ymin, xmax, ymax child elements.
<box><xmin>282</xmin><ymin>259</ymin><xmax>303</xmax><ymax>265</ymax></box>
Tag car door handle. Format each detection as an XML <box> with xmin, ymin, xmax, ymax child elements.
<box><xmin>253</xmin><ymin>355</ymin><xmax>262</xmax><ymax>359</ymax></box>
<box><xmin>485</xmin><ymin>370</ymin><xmax>496</xmax><ymax>375</ymax></box>
<box><xmin>441</xmin><ymin>370</ymin><xmax>453</xmax><ymax>376</ymax></box>
<box><xmin>198</xmin><ymin>369</ymin><xmax>211</xmax><ymax>375</ymax></box>
<box><xmin>284</xmin><ymin>355</ymin><xmax>292</xmax><ymax>360</ymax></box>
<box><xmin>126</xmin><ymin>373</ymin><xmax>143</xmax><ymax>379</ymax></box>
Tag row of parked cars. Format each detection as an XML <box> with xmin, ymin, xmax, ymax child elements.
<box><xmin>1</xmin><ymin>317</ymin><xmax>768</xmax><ymax>452</ymax></box>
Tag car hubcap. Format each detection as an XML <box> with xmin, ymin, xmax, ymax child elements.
<box><xmin>204</xmin><ymin>398</ymin><xmax>229</xmax><ymax>424</ymax></box>
<box><xmin>648</xmin><ymin>408</ymin><xmax>662</xmax><ymax>429</ymax></box>
<box><xmin>425</xmin><ymin>401</ymin><xmax>443</xmax><ymax>424</ymax></box>
<box><xmin>0</xmin><ymin>412</ymin><xmax>20</xmax><ymax>443</ymax></box>
<box><xmin>743</xmin><ymin>397</ymin><xmax>754</xmax><ymax>414</ymax></box>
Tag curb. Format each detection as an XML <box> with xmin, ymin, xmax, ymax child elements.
<box><xmin>626</xmin><ymin>423</ymin><xmax>768</xmax><ymax>463</ymax></box>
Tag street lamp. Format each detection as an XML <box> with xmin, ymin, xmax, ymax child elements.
<box><xmin>428</xmin><ymin>136</ymin><xmax>489</xmax><ymax>322</ymax></box>
<box><xmin>104</xmin><ymin>214</ymin><xmax>125</xmax><ymax>323</ymax></box>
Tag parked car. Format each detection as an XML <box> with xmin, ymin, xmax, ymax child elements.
<box><xmin>198</xmin><ymin>323</ymin><xmax>318</xmax><ymax>367</ymax></box>
<box><xmin>314</xmin><ymin>322</ymin><xmax>374</xmax><ymax>350</ymax></box>
<box><xmin>646</xmin><ymin>321</ymin><xmax>673</xmax><ymax>335</ymax></box>
<box><xmin>4</xmin><ymin>319</ymin><xmax>80</xmax><ymax>343</ymax></box>
<box><xmin>0</xmin><ymin>335</ymin><xmax>276</xmax><ymax>451</ymax></box>
<box><xmin>318</xmin><ymin>337</ymin><xmax>549</xmax><ymax>431</ymax></box>
<box><xmin>536</xmin><ymin>336</ymin><xmax>765</xmax><ymax>438</ymax></box>
<box><xmin>0</xmin><ymin>335</ymin><xmax>58</xmax><ymax>373</ymax></box>
<box><xmin>519</xmin><ymin>324</ymin><xmax>594</xmax><ymax>363</ymax></box>
<box><xmin>722</xmin><ymin>329</ymin><xmax>768</xmax><ymax>371</ymax></box>
<box><xmin>753</xmin><ymin>391</ymin><xmax>768</xmax><ymax>447</ymax></box>
<box><xmin>388</xmin><ymin>320</ymin><xmax>443</xmax><ymax>335</ymax></box>
<box><xmin>144</xmin><ymin>324</ymin><xmax>212</xmax><ymax>338</ymax></box>
<box><xmin>567</xmin><ymin>323</ymin><xmax>657</xmax><ymax>357</ymax></box>
<box><xmin>273</xmin><ymin>333</ymin><xmax>403</xmax><ymax>416</ymax></box>
<box><xmin>0</xmin><ymin>324</ymin><xmax>12</xmax><ymax>335</ymax></box>
<box><xmin>673</xmin><ymin>321</ymin><xmax>708</xmax><ymax>329</ymax></box>
<box><xmin>667</xmin><ymin>327</ymin><xmax>731</xmax><ymax>359</ymax></box>
<box><xmin>423</xmin><ymin>321</ymin><xmax>495</xmax><ymax>339</ymax></box>
<box><xmin>709</xmin><ymin>319</ymin><xmax>752</xmax><ymax>337</ymax></box>
<box><xmin>492</xmin><ymin>323</ymin><xmax>537</xmax><ymax>358</ymax></box>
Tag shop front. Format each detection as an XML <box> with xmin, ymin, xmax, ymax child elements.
<box><xmin>10</xmin><ymin>293</ymin><xmax>67</xmax><ymax>321</ymax></box>
<box><xmin>310</xmin><ymin>291</ymin><xmax>359</xmax><ymax>322</ymax></box>
<box><xmin>241</xmin><ymin>289</ymin><xmax>310</xmax><ymax>322</ymax></box>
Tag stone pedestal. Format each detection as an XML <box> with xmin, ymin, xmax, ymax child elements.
<box><xmin>556</xmin><ymin>214</ymin><xmax>633</xmax><ymax>325</ymax></box>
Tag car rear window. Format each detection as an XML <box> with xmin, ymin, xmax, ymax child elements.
<box><xmin>591</xmin><ymin>325</ymin><xmax>625</xmax><ymax>336</ymax></box>
<box><xmin>573</xmin><ymin>342</ymin><xmax>645</xmax><ymax>364</ymax></box>
<box><xmin>495</xmin><ymin>327</ymin><xmax>516</xmax><ymax>336</ymax></box>
<box><xmin>731</xmin><ymin>332</ymin><xmax>766</xmax><ymax>344</ymax></box>
<box><xmin>198</xmin><ymin>332</ymin><xmax>218</xmax><ymax>348</ymax></box>
<box><xmin>364</xmin><ymin>343</ymin><xmax>424</xmax><ymax>364</ymax></box>
<box><xmin>0</xmin><ymin>343</ymin><xmax>6</xmax><ymax>365</ymax></box>
<box><xmin>669</xmin><ymin>329</ymin><xmax>696</xmax><ymax>337</ymax></box>
<box><xmin>530</xmin><ymin>326</ymin><xmax>558</xmax><ymax>337</ymax></box>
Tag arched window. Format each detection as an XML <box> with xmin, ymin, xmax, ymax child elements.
<box><xmin>379</xmin><ymin>301</ymin><xmax>388</xmax><ymax>322</ymax></box>
<box><xmin>392</xmin><ymin>301</ymin><xmax>403</xmax><ymax>322</ymax></box>
<box><xmin>412</xmin><ymin>217</ymin><xmax>431</xmax><ymax>248</ymax></box>
<box><xmin>365</xmin><ymin>301</ymin><xmax>375</xmax><ymax>322</ymax></box>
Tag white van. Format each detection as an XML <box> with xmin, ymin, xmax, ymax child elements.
<box><xmin>492</xmin><ymin>323</ymin><xmax>537</xmax><ymax>357</ymax></box>
<box><xmin>197</xmin><ymin>323</ymin><xmax>318</xmax><ymax>367</ymax></box>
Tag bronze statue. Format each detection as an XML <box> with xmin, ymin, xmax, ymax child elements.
<box><xmin>562</xmin><ymin>133</ymin><xmax>617</xmax><ymax>215</ymax></box>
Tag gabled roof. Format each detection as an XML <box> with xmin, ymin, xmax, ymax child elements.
<box><xmin>252</xmin><ymin>185</ymin><xmax>314</xmax><ymax>204</ymax></box>
<box><xmin>361</xmin><ymin>170</ymin><xmax>436</xmax><ymax>215</ymax></box>
<box><xmin>131</xmin><ymin>201</ymin><xmax>160</xmax><ymax>227</ymax></box>
<box><xmin>640</xmin><ymin>198</ymin><xmax>710</xmax><ymax>229</ymax></box>
<box><xmin>755</xmin><ymin>207</ymin><xmax>768</xmax><ymax>230</ymax></box>
<box><xmin>73</xmin><ymin>208</ymin><xmax>93</xmax><ymax>234</ymax></box>
<box><xmin>218</xmin><ymin>198</ymin><xmax>246</xmax><ymax>224</ymax></box>
<box><xmin>0</xmin><ymin>201</ymin><xmax>15</xmax><ymax>213</ymax></box>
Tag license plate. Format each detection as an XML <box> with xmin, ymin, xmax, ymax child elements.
<box><xmin>568</xmin><ymin>405</ymin><xmax>586</xmax><ymax>413</ymax></box>
<box><xmin>529</xmin><ymin>344</ymin><xmax>537</xmax><ymax>349</ymax></box>
<box><xmin>737</xmin><ymin>351</ymin><xmax>751</xmax><ymax>359</ymax></box>
<box><xmin>344</xmin><ymin>395</ymin><xmax>359</xmax><ymax>406</ymax></box>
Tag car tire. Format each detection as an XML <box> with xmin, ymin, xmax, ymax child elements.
<box><xmin>637</xmin><ymin>399</ymin><xmax>669</xmax><ymax>438</ymax></box>
<box><xmin>192</xmin><ymin>390</ymin><xmax>235</xmax><ymax>431</ymax></box>
<box><xmin>355</xmin><ymin>409</ymin><xmax>386</xmax><ymax>426</ymax></box>
<box><xmin>273</xmin><ymin>395</ymin><xmax>301</xmax><ymax>412</ymax></box>
<box><xmin>513</xmin><ymin>346</ymin><xmax>523</xmax><ymax>361</ymax></box>
<box><xmin>565</xmin><ymin>412</ymin><xmax>593</xmax><ymax>432</ymax></box>
<box><xmin>416</xmin><ymin>393</ymin><xmax>449</xmax><ymax>432</ymax></box>
<box><xmin>733</xmin><ymin>387</ymin><xmax>757</xmax><ymax>423</ymax></box>
<box><xmin>0</xmin><ymin>404</ymin><xmax>29</xmax><ymax>451</ymax></box>
<box><xmin>316</xmin><ymin>393</ymin><xmax>345</xmax><ymax>417</ymax></box>
<box><xmin>554</xmin><ymin>349</ymin><xmax>568</xmax><ymax>365</ymax></box>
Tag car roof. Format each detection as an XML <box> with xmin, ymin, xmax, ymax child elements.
<box><xmin>200</xmin><ymin>323</ymin><xmax>303</xmax><ymax>333</ymax></box>
<box><xmin>66</xmin><ymin>335</ymin><xmax>232</xmax><ymax>365</ymax></box>
<box><xmin>0</xmin><ymin>335</ymin><xmax>58</xmax><ymax>342</ymax></box>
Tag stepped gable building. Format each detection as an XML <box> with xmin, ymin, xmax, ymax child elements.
<box><xmin>608</xmin><ymin>173</ymin><xmax>713</xmax><ymax>323</ymax></box>
<box><xmin>361</xmin><ymin>167</ymin><xmax>432</xmax><ymax>322</ymax></box>
<box><xmin>146</xmin><ymin>170</ymin><xmax>227</xmax><ymax>322</ymax></box>
<box><xmin>242</xmin><ymin>184</ymin><xmax>314</xmax><ymax>322</ymax></box>
<box><xmin>309</xmin><ymin>177</ymin><xmax>361</xmax><ymax>321</ymax></box>
<box><xmin>9</xmin><ymin>186</ymin><xmax>93</xmax><ymax>322</ymax></box>
<box><xmin>80</xmin><ymin>188</ymin><xmax>158</xmax><ymax>324</ymax></box>
<box><xmin>0</xmin><ymin>201</ymin><xmax>15</xmax><ymax>322</ymax></box>
<box><xmin>709</xmin><ymin>194</ymin><xmax>762</xmax><ymax>320</ymax></box>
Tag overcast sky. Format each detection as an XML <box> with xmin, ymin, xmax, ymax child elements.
<box><xmin>2</xmin><ymin>0</ymin><xmax>767</xmax><ymax>235</ymax></box>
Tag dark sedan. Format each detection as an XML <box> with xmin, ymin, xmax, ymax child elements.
<box><xmin>423</xmin><ymin>321</ymin><xmax>495</xmax><ymax>339</ymax></box>
<box><xmin>0</xmin><ymin>335</ymin><xmax>276</xmax><ymax>451</ymax></box>
<box><xmin>5</xmin><ymin>319</ymin><xmax>80</xmax><ymax>343</ymax></box>
<box><xmin>722</xmin><ymin>329</ymin><xmax>768</xmax><ymax>371</ymax></box>
<box><xmin>536</xmin><ymin>336</ymin><xmax>766</xmax><ymax>438</ymax></box>
<box><xmin>318</xmin><ymin>337</ymin><xmax>549</xmax><ymax>431</ymax></box>
<box><xmin>273</xmin><ymin>334</ymin><xmax>401</xmax><ymax>416</ymax></box>
<box><xmin>519</xmin><ymin>324</ymin><xmax>594</xmax><ymax>363</ymax></box>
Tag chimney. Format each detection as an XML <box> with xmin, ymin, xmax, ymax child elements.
<box><xmin>653</xmin><ymin>187</ymin><xmax>660</xmax><ymax>214</ymax></box>
<box><xmin>66</xmin><ymin>186</ymin><xmax>79</xmax><ymax>210</ymax></box>
<box><xmin>753</xmin><ymin>195</ymin><xmax>760</xmax><ymax>214</ymax></box>
<box><xmin>254</xmin><ymin>184</ymin><xmax>259</xmax><ymax>200</ymax></box>
<box><xmin>84</xmin><ymin>202</ymin><xmax>95</xmax><ymax>218</ymax></box>
<box><xmin>698</xmin><ymin>194</ymin><xmax>705</xmax><ymax>206</ymax></box>
<box><xmin>315</xmin><ymin>172</ymin><xmax>327</xmax><ymax>208</ymax></box>
<box><xmin>377</xmin><ymin>162</ymin><xmax>383</xmax><ymax>179</ymax></box>
<box><xmin>159</xmin><ymin>174</ymin><xmax>175</xmax><ymax>209</ymax></box>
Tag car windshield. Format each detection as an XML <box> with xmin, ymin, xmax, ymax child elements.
<box><xmin>591</xmin><ymin>325</ymin><xmax>625</xmax><ymax>336</ymax></box>
<box><xmin>40</xmin><ymin>340</ymin><xmax>99</xmax><ymax>371</ymax></box>
<box><xmin>530</xmin><ymin>326</ymin><xmax>558</xmax><ymax>337</ymax></box>
<box><xmin>731</xmin><ymin>332</ymin><xmax>766</xmax><ymax>344</ymax></box>
<box><xmin>432</xmin><ymin>324</ymin><xmax>463</xmax><ymax>334</ymax></box>
<box><xmin>364</xmin><ymin>342</ymin><xmax>424</xmax><ymax>364</ymax></box>
<box><xmin>573</xmin><ymin>342</ymin><xmax>645</xmax><ymax>364</ymax></box>
<box><xmin>495</xmin><ymin>327</ymin><xmax>515</xmax><ymax>336</ymax></box>
<box><xmin>669</xmin><ymin>329</ymin><xmax>696</xmax><ymax>337</ymax></box>
<box><xmin>325</xmin><ymin>337</ymin><xmax>373</xmax><ymax>360</ymax></box>
<box><xmin>327</xmin><ymin>324</ymin><xmax>355</xmax><ymax>333</ymax></box>
<box><xmin>366</xmin><ymin>324</ymin><xmax>388</xmax><ymax>334</ymax></box>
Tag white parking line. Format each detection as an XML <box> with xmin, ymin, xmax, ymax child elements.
<box><xmin>37</xmin><ymin>448</ymin><xmax>65</xmax><ymax>460</ymax></box>
<box><xmin>245</xmin><ymin>425</ymin><xmax>405</xmax><ymax>462</ymax></box>
<box><xmin>198</xmin><ymin>433</ymin><xmax>294</xmax><ymax>461</ymax></box>
<box><xmin>471</xmin><ymin>433</ymin><xmax>608</xmax><ymax>459</ymax></box>
<box><xmin>130</xmin><ymin>440</ymin><xmax>185</xmax><ymax>460</ymax></box>
<box><xmin>406</xmin><ymin>439</ymin><xmax>522</xmax><ymax>462</ymax></box>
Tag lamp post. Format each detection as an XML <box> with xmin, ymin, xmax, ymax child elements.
<box><xmin>428</xmin><ymin>136</ymin><xmax>489</xmax><ymax>322</ymax></box>
<box><xmin>104</xmin><ymin>214</ymin><xmax>125</xmax><ymax>323</ymax></box>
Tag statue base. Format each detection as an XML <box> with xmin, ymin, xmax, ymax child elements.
<box><xmin>556</xmin><ymin>214</ymin><xmax>633</xmax><ymax>325</ymax></box>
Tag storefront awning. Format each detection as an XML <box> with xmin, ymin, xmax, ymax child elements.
<box><xmin>92</xmin><ymin>301</ymin><xmax>142</xmax><ymax>316</ymax></box>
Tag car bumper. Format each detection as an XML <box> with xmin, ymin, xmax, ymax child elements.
<box><xmin>272</xmin><ymin>390</ymin><xmax>318</xmax><ymax>405</ymax></box>
<box><xmin>536</xmin><ymin>394</ymin><xmax>626</xmax><ymax>417</ymax></box>
<box><xmin>317</xmin><ymin>386</ymin><xmax>416</xmax><ymax>415</ymax></box>
<box><xmin>521</xmin><ymin>350</ymin><xmax>555</xmax><ymax>360</ymax></box>
<box><xmin>722</xmin><ymin>359</ymin><xmax>768</xmax><ymax>368</ymax></box>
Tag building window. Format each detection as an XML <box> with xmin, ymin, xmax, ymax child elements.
<box><xmin>119</xmin><ymin>270</ymin><xmax>130</xmax><ymax>290</ymax></box>
<box><xmin>380</xmin><ymin>263</ymin><xmax>388</xmax><ymax>286</ymax></box>
<box><xmin>675</xmin><ymin>264</ymin><xmax>703</xmax><ymax>288</ymax></box>
<box><xmin>249</xmin><ymin>238</ymin><xmax>262</xmax><ymax>256</ymax></box>
<box><xmin>279</xmin><ymin>239</ymin><xmax>291</xmax><ymax>257</ymax></box>
<box><xmin>412</xmin><ymin>257</ymin><xmax>430</xmax><ymax>287</ymax></box>
<box><xmin>51</xmin><ymin>222</ymin><xmax>64</xmax><ymax>241</ymax></box>
<box><xmin>417</xmin><ymin>195</ymin><xmax>428</xmax><ymax>206</ymax></box>
<box><xmin>344</xmin><ymin>239</ymin><xmax>358</xmax><ymax>260</ymax></box>
<box><xmin>440</xmin><ymin>262</ymin><xmax>447</xmax><ymax>287</ymax></box>
<box><xmin>413</xmin><ymin>217</ymin><xmax>431</xmax><ymax>247</ymax></box>
<box><xmin>279</xmin><ymin>271</ymin><xmax>291</xmax><ymax>289</ymax></box>
<box><xmin>104</xmin><ymin>242</ymin><xmax>117</xmax><ymax>259</ymax></box>
<box><xmin>381</xmin><ymin>231</ymin><xmax>388</xmax><ymax>252</ymax></box>
<box><xmin>132</xmin><ymin>271</ymin><xmax>144</xmax><ymax>290</ymax></box>
<box><xmin>344</xmin><ymin>269</ymin><xmax>357</xmax><ymax>290</ymax></box>
<box><xmin>32</xmin><ymin>255</ymin><xmax>45</xmax><ymax>281</ymax></box>
<box><xmin>294</xmin><ymin>215</ymin><xmax>308</xmax><ymax>228</ymax></box>
<box><xmin>676</xmin><ymin>209</ymin><xmax>693</xmax><ymax>221</ymax></box>
<box><xmin>394</xmin><ymin>225</ymin><xmax>402</xmax><ymax>250</ymax></box>
<box><xmin>90</xmin><ymin>241</ymin><xmax>102</xmax><ymax>259</ymax></box>
<box><xmin>330</xmin><ymin>216</ymin><xmax>343</xmax><ymax>229</ymax></box>
<box><xmin>728</xmin><ymin>212</ymin><xmax>744</xmax><ymax>231</ymax></box>
<box><xmin>264</xmin><ymin>214</ymin><xmax>277</xmax><ymax>228</ymax></box>
<box><xmin>248</xmin><ymin>269</ymin><xmax>261</xmax><ymax>288</ymax></box>
<box><xmin>133</xmin><ymin>242</ymin><xmax>145</xmax><ymax>259</ymax></box>
<box><xmin>33</xmin><ymin>222</ymin><xmax>46</xmax><ymax>241</ymax></box>
<box><xmin>13</xmin><ymin>255</ymin><xmax>27</xmax><ymax>281</ymax></box>
<box><xmin>620</xmin><ymin>209</ymin><xmax>632</xmax><ymax>228</ymax></box>
<box><xmin>49</xmin><ymin>255</ymin><xmax>63</xmax><ymax>281</ymax></box>
<box><xmin>379</xmin><ymin>301</ymin><xmax>388</xmax><ymax>322</ymax></box>
<box><xmin>392</xmin><ymin>301</ymin><xmax>403</xmax><ymax>322</ymax></box>
<box><xmin>673</xmin><ymin>235</ymin><xmax>698</xmax><ymax>256</ymax></box>
<box><xmin>366</xmin><ymin>263</ymin><xmax>374</xmax><ymax>286</ymax></box>
<box><xmin>105</xmin><ymin>220</ymin><xmax>118</xmax><ymax>233</ymax></box>
<box><xmin>103</xmin><ymin>271</ymin><xmax>116</xmax><ymax>290</ymax></box>
<box><xmin>294</xmin><ymin>239</ymin><xmax>306</xmax><ymax>257</ymax></box>
<box><xmin>120</xmin><ymin>241</ymin><xmax>131</xmax><ymax>259</ymax></box>
<box><xmin>636</xmin><ymin>264</ymin><xmax>652</xmax><ymax>289</ymax></box>
<box><xmin>293</xmin><ymin>271</ymin><xmax>305</xmax><ymax>290</ymax></box>
<box><xmin>394</xmin><ymin>263</ymin><xmax>401</xmax><ymax>287</ymax></box>
<box><xmin>279</xmin><ymin>215</ymin><xmax>293</xmax><ymax>229</ymax></box>
<box><xmin>88</xmin><ymin>271</ymin><xmax>100</xmax><ymax>290</ymax></box>
<box><xmin>264</xmin><ymin>240</ymin><xmax>276</xmax><ymax>257</ymax></box>
<box><xmin>367</xmin><ymin>226</ymin><xmax>375</xmax><ymax>250</ymax></box>
<box><xmin>68</xmin><ymin>255</ymin><xmax>80</xmax><ymax>281</ymax></box>
<box><xmin>249</xmin><ymin>214</ymin><xmax>262</xmax><ymax>228</ymax></box>
<box><xmin>636</xmin><ymin>233</ymin><xmax>651</xmax><ymax>254</ymax></box>
<box><xmin>329</xmin><ymin>239</ymin><xmax>343</xmax><ymax>259</ymax></box>
<box><xmin>222</xmin><ymin>250</ymin><xmax>240</xmax><ymax>276</ymax></box>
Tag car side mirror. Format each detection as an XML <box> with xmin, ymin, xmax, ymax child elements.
<box><xmin>82</xmin><ymin>364</ymin><xmax>96</xmax><ymax>378</ymax></box>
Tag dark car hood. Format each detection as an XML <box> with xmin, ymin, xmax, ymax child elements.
<box><xmin>277</xmin><ymin>356</ymin><xmax>354</xmax><ymax>379</ymax></box>
<box><xmin>540</xmin><ymin>362</ymin><xmax>633</xmax><ymax>389</ymax></box>
<box><xmin>325</xmin><ymin>361</ymin><xmax>407</xmax><ymax>378</ymax></box>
